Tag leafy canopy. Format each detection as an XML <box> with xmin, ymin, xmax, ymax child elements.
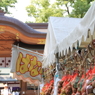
<box><xmin>0</xmin><ymin>0</ymin><xmax>17</xmax><ymax>13</ymax></box>
<box><xmin>26</xmin><ymin>0</ymin><xmax>64</xmax><ymax>23</ymax></box>
<box><xmin>26</xmin><ymin>0</ymin><xmax>94</xmax><ymax>22</ymax></box>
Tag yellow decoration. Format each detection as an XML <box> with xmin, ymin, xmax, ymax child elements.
<box><xmin>16</xmin><ymin>52</ymin><xmax>42</xmax><ymax>76</ymax></box>
<box><xmin>16</xmin><ymin>52</ymin><xmax>23</xmax><ymax>72</ymax></box>
<box><xmin>16</xmin><ymin>33</ymin><xmax>19</xmax><ymax>40</ymax></box>
<box><xmin>29</xmin><ymin>57</ymin><xmax>37</xmax><ymax>71</ymax></box>
<box><xmin>0</xmin><ymin>26</ymin><xmax>5</xmax><ymax>33</ymax></box>
<box><xmin>37</xmin><ymin>61</ymin><xmax>42</xmax><ymax>67</ymax></box>
<box><xmin>30</xmin><ymin>66</ymin><xmax>39</xmax><ymax>77</ymax></box>
<box><xmin>37</xmin><ymin>39</ymin><xmax>45</xmax><ymax>44</ymax></box>
<box><xmin>20</xmin><ymin>54</ymin><xmax>31</xmax><ymax>73</ymax></box>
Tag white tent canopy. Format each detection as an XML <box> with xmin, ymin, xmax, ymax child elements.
<box><xmin>43</xmin><ymin>1</ymin><xmax>95</xmax><ymax>68</ymax></box>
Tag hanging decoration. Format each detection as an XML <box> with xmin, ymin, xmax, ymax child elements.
<box><xmin>10</xmin><ymin>45</ymin><xmax>43</xmax><ymax>85</ymax></box>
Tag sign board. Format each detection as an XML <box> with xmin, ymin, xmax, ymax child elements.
<box><xmin>11</xmin><ymin>46</ymin><xmax>43</xmax><ymax>82</ymax></box>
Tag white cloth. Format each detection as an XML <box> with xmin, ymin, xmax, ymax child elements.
<box><xmin>12</xmin><ymin>92</ymin><xmax>16</xmax><ymax>95</ymax></box>
<box><xmin>43</xmin><ymin>1</ymin><xmax>95</xmax><ymax>68</ymax></box>
<box><xmin>1</xmin><ymin>89</ymin><xmax>11</xmax><ymax>95</ymax></box>
<box><xmin>3</xmin><ymin>89</ymin><xmax>9</xmax><ymax>95</ymax></box>
<box><xmin>15</xmin><ymin>91</ymin><xmax>20</xmax><ymax>95</ymax></box>
<box><xmin>40</xmin><ymin>84</ymin><xmax>44</xmax><ymax>93</ymax></box>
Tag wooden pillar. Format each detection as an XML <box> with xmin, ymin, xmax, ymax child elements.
<box><xmin>20</xmin><ymin>80</ymin><xmax>27</xmax><ymax>95</ymax></box>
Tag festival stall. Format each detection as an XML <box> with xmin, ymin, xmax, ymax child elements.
<box><xmin>41</xmin><ymin>1</ymin><xmax>95</xmax><ymax>95</ymax></box>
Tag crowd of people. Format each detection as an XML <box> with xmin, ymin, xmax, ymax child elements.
<box><xmin>1</xmin><ymin>84</ymin><xmax>20</xmax><ymax>95</ymax></box>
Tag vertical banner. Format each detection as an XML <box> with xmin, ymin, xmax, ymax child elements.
<box><xmin>10</xmin><ymin>45</ymin><xmax>43</xmax><ymax>81</ymax></box>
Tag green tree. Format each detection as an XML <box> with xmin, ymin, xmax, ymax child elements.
<box><xmin>69</xmin><ymin>0</ymin><xmax>91</xmax><ymax>18</ymax></box>
<box><xmin>26</xmin><ymin>0</ymin><xmax>64</xmax><ymax>23</ymax></box>
<box><xmin>26</xmin><ymin>0</ymin><xmax>94</xmax><ymax>23</ymax></box>
<box><xmin>56</xmin><ymin>0</ymin><xmax>94</xmax><ymax>18</ymax></box>
<box><xmin>0</xmin><ymin>0</ymin><xmax>17</xmax><ymax>13</ymax></box>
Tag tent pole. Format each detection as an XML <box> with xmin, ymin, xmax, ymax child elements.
<box><xmin>53</xmin><ymin>53</ymin><xmax>59</xmax><ymax>95</ymax></box>
<box><xmin>55</xmin><ymin>53</ymin><xmax>59</xmax><ymax>72</ymax></box>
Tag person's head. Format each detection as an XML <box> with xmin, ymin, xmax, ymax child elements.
<box><xmin>4</xmin><ymin>84</ymin><xmax>8</xmax><ymax>89</ymax></box>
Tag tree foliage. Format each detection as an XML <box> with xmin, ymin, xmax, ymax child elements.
<box><xmin>26</xmin><ymin>0</ymin><xmax>64</xmax><ymax>23</ymax></box>
<box><xmin>56</xmin><ymin>0</ymin><xmax>93</xmax><ymax>17</ymax></box>
<box><xmin>0</xmin><ymin>0</ymin><xmax>17</xmax><ymax>13</ymax></box>
<box><xmin>69</xmin><ymin>0</ymin><xmax>91</xmax><ymax>18</ymax></box>
<box><xmin>26</xmin><ymin>0</ymin><xmax>94</xmax><ymax>23</ymax></box>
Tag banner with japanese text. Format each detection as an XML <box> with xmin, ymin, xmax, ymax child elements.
<box><xmin>10</xmin><ymin>45</ymin><xmax>43</xmax><ymax>82</ymax></box>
